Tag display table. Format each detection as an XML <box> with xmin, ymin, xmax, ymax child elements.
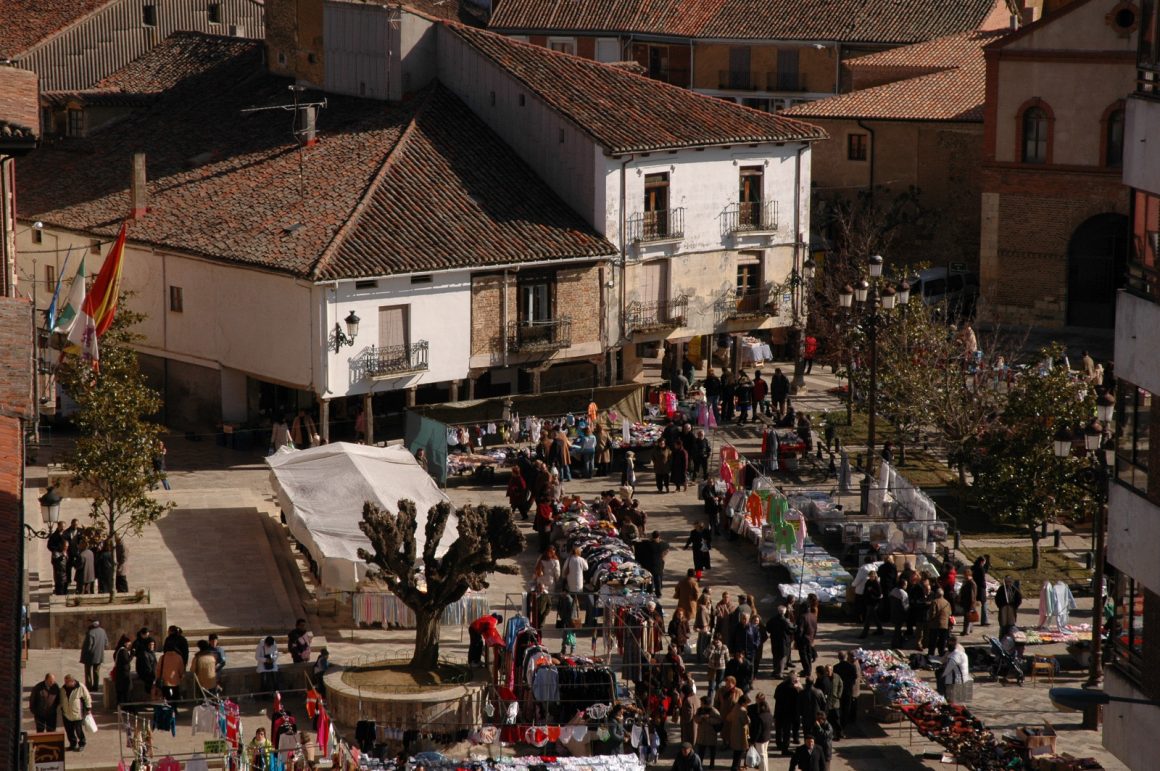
<box><xmin>739</xmin><ymin>338</ymin><xmax>773</xmax><ymax>365</ymax></box>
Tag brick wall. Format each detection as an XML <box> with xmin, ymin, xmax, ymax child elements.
<box><xmin>470</xmin><ymin>273</ymin><xmax>514</xmax><ymax>358</ymax></box>
<box><xmin>978</xmin><ymin>165</ymin><xmax>1129</xmax><ymax>326</ymax></box>
<box><xmin>0</xmin><ymin>298</ymin><xmax>32</xmax><ymax>771</ymax></box>
<box><xmin>555</xmin><ymin>263</ymin><xmax>602</xmax><ymax>345</ymax></box>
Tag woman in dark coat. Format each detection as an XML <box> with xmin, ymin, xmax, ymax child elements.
<box><xmin>671</xmin><ymin>439</ymin><xmax>691</xmax><ymax>492</ymax></box>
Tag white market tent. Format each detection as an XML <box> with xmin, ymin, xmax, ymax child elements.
<box><xmin>266</xmin><ymin>442</ymin><xmax>453</xmax><ymax>592</ymax></box>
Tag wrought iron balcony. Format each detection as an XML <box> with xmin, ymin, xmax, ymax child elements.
<box><xmin>723</xmin><ymin>200</ymin><xmax>778</xmax><ymax>235</ymax></box>
<box><xmin>507</xmin><ymin>318</ymin><xmax>572</xmax><ymax>352</ymax></box>
<box><xmin>358</xmin><ymin>341</ymin><xmax>429</xmax><ymax>380</ymax></box>
<box><xmin>627</xmin><ymin>208</ymin><xmax>685</xmax><ymax>243</ymax></box>
<box><xmin>626</xmin><ymin>295</ymin><xmax>689</xmax><ymax>334</ymax></box>
<box><xmin>715</xmin><ymin>287</ymin><xmax>774</xmax><ymax>320</ymax></box>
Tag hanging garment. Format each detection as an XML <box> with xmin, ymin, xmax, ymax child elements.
<box><xmin>152</xmin><ymin>704</ymin><xmax>177</xmax><ymax>736</ymax></box>
<box><xmin>305</xmin><ymin>688</ymin><xmax>322</xmax><ymax>720</ymax></box>
<box><xmin>155</xmin><ymin>757</ymin><xmax>181</xmax><ymax>771</ymax></box>
<box><xmin>192</xmin><ymin>704</ymin><xmax>218</xmax><ymax>735</ymax></box>
<box><xmin>186</xmin><ymin>756</ymin><xmax>210</xmax><ymax>771</ymax></box>
<box><xmin>316</xmin><ymin>706</ymin><xmax>332</xmax><ymax>757</ymax></box>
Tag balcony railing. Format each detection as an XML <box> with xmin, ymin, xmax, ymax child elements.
<box><xmin>507</xmin><ymin>318</ymin><xmax>572</xmax><ymax>352</ymax></box>
<box><xmin>358</xmin><ymin>341</ymin><xmax>429</xmax><ymax>380</ymax></box>
<box><xmin>626</xmin><ymin>295</ymin><xmax>689</xmax><ymax>334</ymax></box>
<box><xmin>627</xmin><ymin>208</ymin><xmax>685</xmax><ymax>243</ymax></box>
<box><xmin>1125</xmin><ymin>259</ymin><xmax>1160</xmax><ymax>302</ymax></box>
<box><xmin>718</xmin><ymin>69</ymin><xmax>753</xmax><ymax>90</ymax></box>
<box><xmin>653</xmin><ymin>67</ymin><xmax>689</xmax><ymax>87</ymax></box>
<box><xmin>723</xmin><ymin>200</ymin><xmax>778</xmax><ymax>234</ymax></box>
<box><xmin>765</xmin><ymin>72</ymin><xmax>807</xmax><ymax>92</ymax></box>
<box><xmin>715</xmin><ymin>287</ymin><xmax>774</xmax><ymax>320</ymax></box>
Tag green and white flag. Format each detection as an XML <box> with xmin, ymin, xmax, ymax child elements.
<box><xmin>52</xmin><ymin>256</ymin><xmax>86</xmax><ymax>336</ymax></box>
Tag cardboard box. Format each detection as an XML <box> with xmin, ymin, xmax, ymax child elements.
<box><xmin>1017</xmin><ymin>722</ymin><xmax>1057</xmax><ymax>754</ymax></box>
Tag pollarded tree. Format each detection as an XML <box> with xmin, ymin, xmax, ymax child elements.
<box><xmin>57</xmin><ymin>305</ymin><xmax>172</xmax><ymax>600</ymax></box>
<box><xmin>359</xmin><ymin>499</ymin><xmax>525</xmax><ymax>671</ymax></box>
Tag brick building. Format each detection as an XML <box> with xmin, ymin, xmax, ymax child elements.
<box><xmin>488</xmin><ymin>0</ymin><xmax>1015</xmax><ymax>113</ymax></box>
<box><xmin>1103</xmin><ymin>0</ymin><xmax>1160</xmax><ymax>764</ymax></box>
<box><xmin>0</xmin><ymin>62</ymin><xmax>38</xmax><ymax>771</ymax></box>
<box><xmin>786</xmin><ymin>29</ymin><xmax>1008</xmax><ymax>272</ymax></box>
<box><xmin>978</xmin><ymin>0</ymin><xmax>1136</xmax><ymax>328</ymax></box>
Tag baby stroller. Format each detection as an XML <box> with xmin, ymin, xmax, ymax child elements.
<box><xmin>986</xmin><ymin>635</ymin><xmax>1024</xmax><ymax>685</ymax></box>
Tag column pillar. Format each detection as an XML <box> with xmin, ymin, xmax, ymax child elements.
<box><xmin>449</xmin><ymin>380</ymin><xmax>460</xmax><ymax>402</ymax></box>
<box><xmin>703</xmin><ymin>335</ymin><xmax>711</xmax><ymax>376</ymax></box>
<box><xmin>730</xmin><ymin>333</ymin><xmax>741</xmax><ymax>375</ymax></box>
<box><xmin>467</xmin><ymin>376</ymin><xmax>476</xmax><ymax>400</ymax></box>
<box><xmin>406</xmin><ymin>387</ymin><xmax>417</xmax><ymax>408</ymax></box>
<box><xmin>319</xmin><ymin>398</ymin><xmax>330</xmax><ymax>444</ymax></box>
<box><xmin>531</xmin><ymin>369</ymin><xmax>542</xmax><ymax>395</ymax></box>
<box><xmin>363</xmin><ymin>392</ymin><xmax>374</xmax><ymax>446</ymax></box>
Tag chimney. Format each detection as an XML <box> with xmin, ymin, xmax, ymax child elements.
<box><xmin>130</xmin><ymin>152</ymin><xmax>148</xmax><ymax>218</ymax></box>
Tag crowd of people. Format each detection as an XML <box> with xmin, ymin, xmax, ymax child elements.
<box><xmin>45</xmin><ymin>518</ymin><xmax>127</xmax><ymax>596</ymax></box>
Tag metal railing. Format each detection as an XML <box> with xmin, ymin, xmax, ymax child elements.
<box><xmin>506</xmin><ymin>318</ymin><xmax>572</xmax><ymax>352</ymax></box>
<box><xmin>1125</xmin><ymin>259</ymin><xmax>1160</xmax><ymax>303</ymax></box>
<box><xmin>625</xmin><ymin>295</ymin><xmax>688</xmax><ymax>334</ymax></box>
<box><xmin>654</xmin><ymin>67</ymin><xmax>689</xmax><ymax>87</ymax></box>
<box><xmin>723</xmin><ymin>200</ymin><xmax>777</xmax><ymax>234</ymax></box>
<box><xmin>715</xmin><ymin>287</ymin><xmax>772</xmax><ymax>319</ymax></box>
<box><xmin>718</xmin><ymin>69</ymin><xmax>753</xmax><ymax>90</ymax></box>
<box><xmin>358</xmin><ymin>341</ymin><xmax>429</xmax><ymax>379</ymax></box>
<box><xmin>765</xmin><ymin>72</ymin><xmax>807</xmax><ymax>92</ymax></box>
<box><xmin>627</xmin><ymin>208</ymin><xmax>685</xmax><ymax>242</ymax></box>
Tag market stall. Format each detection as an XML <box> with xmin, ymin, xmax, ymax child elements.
<box><xmin>267</xmin><ymin>442</ymin><xmax>453</xmax><ymax>591</ymax></box>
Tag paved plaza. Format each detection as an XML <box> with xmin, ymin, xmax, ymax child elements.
<box><xmin>19</xmin><ymin>365</ymin><xmax>1128</xmax><ymax>770</ymax></box>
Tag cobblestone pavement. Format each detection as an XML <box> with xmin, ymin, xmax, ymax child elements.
<box><xmin>20</xmin><ymin>364</ymin><xmax>1127</xmax><ymax>769</ymax></box>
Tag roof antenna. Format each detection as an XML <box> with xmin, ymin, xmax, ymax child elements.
<box><xmin>240</xmin><ymin>84</ymin><xmax>328</xmax><ymax>197</ymax></box>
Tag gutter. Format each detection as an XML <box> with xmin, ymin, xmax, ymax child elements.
<box><xmin>618</xmin><ymin>154</ymin><xmax>635</xmax><ymax>345</ymax></box>
<box><xmin>310</xmin><ymin>253</ymin><xmax>615</xmax><ymax>286</ymax></box>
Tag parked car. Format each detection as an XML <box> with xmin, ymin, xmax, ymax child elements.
<box><xmin>909</xmin><ymin>267</ymin><xmax>979</xmax><ymax>319</ymax></box>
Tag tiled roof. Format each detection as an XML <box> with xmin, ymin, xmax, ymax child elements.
<box><xmin>490</xmin><ymin>0</ymin><xmax>1002</xmax><ymax>44</ymax></box>
<box><xmin>94</xmin><ymin>32</ymin><xmax>263</xmax><ymax>94</ymax></box>
<box><xmin>0</xmin><ymin>66</ymin><xmax>40</xmax><ymax>141</ymax></box>
<box><xmin>446</xmin><ymin>24</ymin><xmax>826</xmax><ymax>153</ymax></box>
<box><xmin>783</xmin><ymin>30</ymin><xmax>1006</xmax><ymax>122</ymax></box>
<box><xmin>0</xmin><ymin>0</ymin><xmax>110</xmax><ymax>58</ymax></box>
<box><xmin>316</xmin><ymin>86</ymin><xmax>614</xmax><ymax>280</ymax></box>
<box><xmin>17</xmin><ymin>39</ymin><xmax>612</xmax><ymax>280</ymax></box>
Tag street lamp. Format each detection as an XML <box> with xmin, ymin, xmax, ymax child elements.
<box><xmin>841</xmin><ymin>255</ymin><xmax>906</xmax><ymax>514</ymax></box>
<box><xmin>792</xmin><ymin>256</ymin><xmax>819</xmax><ymax>392</ymax></box>
<box><xmin>1050</xmin><ymin>416</ymin><xmax>1114</xmax><ymax>716</ymax></box>
<box><xmin>332</xmin><ymin>310</ymin><xmax>360</xmax><ymax>353</ymax></box>
<box><xmin>39</xmin><ymin>486</ymin><xmax>61</xmax><ymax>524</ymax></box>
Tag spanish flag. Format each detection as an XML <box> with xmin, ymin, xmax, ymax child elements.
<box><xmin>67</xmin><ymin>221</ymin><xmax>127</xmax><ymax>366</ymax></box>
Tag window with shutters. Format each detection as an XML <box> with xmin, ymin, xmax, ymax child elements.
<box><xmin>520</xmin><ymin>278</ymin><xmax>553</xmax><ymax>324</ymax></box>
<box><xmin>644</xmin><ymin>173</ymin><xmax>670</xmax><ymax>238</ymax></box>
<box><xmin>378</xmin><ymin>305</ymin><xmax>410</xmax><ymax>351</ymax></box>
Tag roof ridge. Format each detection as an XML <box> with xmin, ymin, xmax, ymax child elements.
<box><xmin>15</xmin><ymin>0</ymin><xmax>116</xmax><ymax>58</ymax></box>
<box><xmin>308</xmin><ymin>89</ymin><xmax>437</xmax><ymax>281</ymax></box>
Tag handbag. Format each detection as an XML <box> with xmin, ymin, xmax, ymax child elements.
<box><xmin>83</xmin><ymin>713</ymin><xmax>99</xmax><ymax>734</ymax></box>
<box><xmin>968</xmin><ymin>609</ymin><xmax>980</xmax><ymax>623</ymax></box>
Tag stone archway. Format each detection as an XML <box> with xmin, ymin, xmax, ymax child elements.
<box><xmin>1066</xmin><ymin>213</ymin><xmax>1129</xmax><ymax>328</ymax></box>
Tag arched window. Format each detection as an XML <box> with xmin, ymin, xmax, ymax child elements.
<box><xmin>1022</xmin><ymin>107</ymin><xmax>1049</xmax><ymax>163</ymax></box>
<box><xmin>1106</xmin><ymin>108</ymin><xmax>1125</xmax><ymax>167</ymax></box>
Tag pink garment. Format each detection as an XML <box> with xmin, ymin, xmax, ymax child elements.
<box><xmin>156</xmin><ymin>757</ymin><xmax>181</xmax><ymax>771</ymax></box>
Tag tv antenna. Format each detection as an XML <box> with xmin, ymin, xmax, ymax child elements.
<box><xmin>240</xmin><ymin>85</ymin><xmax>328</xmax><ymax>195</ymax></box>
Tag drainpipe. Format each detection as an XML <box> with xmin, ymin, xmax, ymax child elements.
<box><xmin>501</xmin><ymin>268</ymin><xmax>510</xmax><ymax>368</ymax></box>
<box><xmin>618</xmin><ymin>154</ymin><xmax>635</xmax><ymax>344</ymax></box>
<box><xmin>791</xmin><ymin>142</ymin><xmax>809</xmax><ymax>391</ymax></box>
<box><xmin>856</xmin><ymin>118</ymin><xmax>876</xmax><ymax>192</ymax></box>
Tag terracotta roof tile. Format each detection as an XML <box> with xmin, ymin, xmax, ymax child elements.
<box><xmin>17</xmin><ymin>37</ymin><xmax>612</xmax><ymax>279</ymax></box>
<box><xmin>783</xmin><ymin>30</ymin><xmax>1007</xmax><ymax>122</ymax></box>
<box><xmin>0</xmin><ymin>0</ymin><xmax>111</xmax><ymax>58</ymax></box>
<box><xmin>0</xmin><ymin>66</ymin><xmax>40</xmax><ymax>140</ymax></box>
<box><xmin>490</xmin><ymin>0</ymin><xmax>1002</xmax><ymax>44</ymax></box>
<box><xmin>317</xmin><ymin>85</ymin><xmax>614</xmax><ymax>279</ymax></box>
<box><xmin>94</xmin><ymin>32</ymin><xmax>264</xmax><ymax>94</ymax></box>
<box><xmin>447</xmin><ymin>24</ymin><xmax>826</xmax><ymax>153</ymax></box>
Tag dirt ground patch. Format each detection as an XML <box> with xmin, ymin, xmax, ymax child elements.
<box><xmin>340</xmin><ymin>661</ymin><xmax>468</xmax><ymax>692</ymax></box>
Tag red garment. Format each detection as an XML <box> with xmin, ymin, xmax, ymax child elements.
<box><xmin>469</xmin><ymin>615</ymin><xmax>503</xmax><ymax>647</ymax></box>
<box><xmin>317</xmin><ymin>705</ymin><xmax>332</xmax><ymax>756</ymax></box>
<box><xmin>305</xmin><ymin>688</ymin><xmax>322</xmax><ymax>719</ymax></box>
<box><xmin>804</xmin><ymin>336</ymin><xmax>818</xmax><ymax>358</ymax></box>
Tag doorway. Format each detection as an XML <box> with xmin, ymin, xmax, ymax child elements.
<box><xmin>1066</xmin><ymin>213</ymin><xmax>1129</xmax><ymax>328</ymax></box>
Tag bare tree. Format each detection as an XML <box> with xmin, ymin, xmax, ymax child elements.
<box><xmin>359</xmin><ymin>499</ymin><xmax>525</xmax><ymax>671</ymax></box>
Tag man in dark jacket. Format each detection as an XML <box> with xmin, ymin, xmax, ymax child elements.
<box><xmin>773</xmin><ymin>676</ymin><xmax>799</xmax><ymax>754</ymax></box>
<box><xmin>673</xmin><ymin>742</ymin><xmax>704</xmax><ymax>771</ymax></box>
<box><xmin>30</xmin><ymin>673</ymin><xmax>61</xmax><ymax>732</ymax></box>
<box><xmin>80</xmin><ymin>620</ymin><xmax>108</xmax><ymax>691</ymax></box>
<box><xmin>809</xmin><ymin>712</ymin><xmax>834</xmax><ymax>771</ymax></box>
<box><xmin>704</xmin><ymin>370</ymin><xmax>722</xmax><ymax>421</ymax></box>
<box><xmin>635</xmin><ymin>531</ymin><xmax>669</xmax><ymax>596</ymax></box>
<box><xmin>972</xmin><ymin>555</ymin><xmax>991</xmax><ymax>626</ymax></box>
<box><xmin>859</xmin><ymin>571</ymin><xmax>884</xmax><ymax>637</ymax></box>
<box><xmin>788</xmin><ymin>734</ymin><xmax>824</xmax><ymax>771</ymax></box>
<box><xmin>770</xmin><ymin>368</ymin><xmax>791</xmax><ymax>418</ymax></box>
<box><xmin>832</xmin><ymin>651</ymin><xmax>860</xmax><ymax>728</ymax></box>
<box><xmin>765</xmin><ymin>605</ymin><xmax>795</xmax><ymax>678</ymax></box>
<box><xmin>724</xmin><ymin>650</ymin><xmax>753</xmax><ymax>693</ymax></box>
<box><xmin>795</xmin><ymin>678</ymin><xmax>826</xmax><ymax>740</ymax></box>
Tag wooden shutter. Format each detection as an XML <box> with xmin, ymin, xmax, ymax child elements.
<box><xmin>378</xmin><ymin>305</ymin><xmax>409</xmax><ymax>350</ymax></box>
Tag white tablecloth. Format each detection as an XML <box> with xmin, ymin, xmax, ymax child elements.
<box><xmin>740</xmin><ymin>341</ymin><xmax>772</xmax><ymax>364</ymax></box>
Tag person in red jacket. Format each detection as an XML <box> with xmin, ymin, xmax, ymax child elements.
<box><xmin>468</xmin><ymin>613</ymin><xmax>504</xmax><ymax>669</ymax></box>
<box><xmin>803</xmin><ymin>336</ymin><xmax>818</xmax><ymax>375</ymax></box>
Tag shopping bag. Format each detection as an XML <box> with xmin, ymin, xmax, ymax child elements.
<box><xmin>745</xmin><ymin>745</ymin><xmax>761</xmax><ymax>768</ymax></box>
<box><xmin>968</xmin><ymin>609</ymin><xmax>980</xmax><ymax>623</ymax></box>
<box><xmin>83</xmin><ymin>713</ymin><xmax>99</xmax><ymax>734</ymax></box>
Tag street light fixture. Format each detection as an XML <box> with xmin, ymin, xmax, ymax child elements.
<box><xmin>803</xmin><ymin>257</ymin><xmax>816</xmax><ymax>283</ymax></box>
<box><xmin>1052</xmin><ymin>426</ymin><xmax>1074</xmax><ymax>459</ymax></box>
<box><xmin>332</xmin><ymin>310</ymin><xmax>361</xmax><ymax>353</ymax></box>
<box><xmin>39</xmin><ymin>486</ymin><xmax>61</xmax><ymax>524</ymax></box>
<box><xmin>1050</xmin><ymin>687</ymin><xmax>1160</xmax><ymax>710</ymax></box>
<box><xmin>1096</xmin><ymin>390</ymin><xmax>1115</xmax><ymax>423</ymax></box>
